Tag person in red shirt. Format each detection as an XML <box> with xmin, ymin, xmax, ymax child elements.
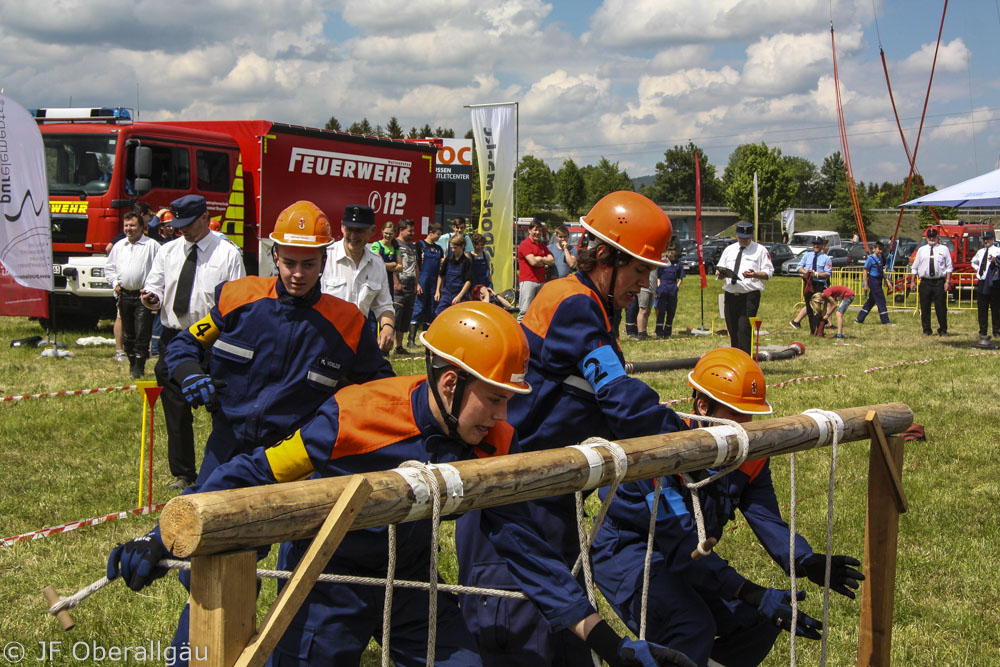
<box><xmin>810</xmin><ymin>285</ymin><xmax>855</xmax><ymax>339</ymax></box>
<box><xmin>517</xmin><ymin>220</ymin><xmax>554</xmax><ymax>321</ymax></box>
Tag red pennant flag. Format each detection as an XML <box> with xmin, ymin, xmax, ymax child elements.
<box><xmin>693</xmin><ymin>149</ymin><xmax>707</xmax><ymax>289</ymax></box>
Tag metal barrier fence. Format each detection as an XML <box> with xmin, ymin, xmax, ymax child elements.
<box><xmin>832</xmin><ymin>269</ymin><xmax>980</xmax><ymax>311</ymax></box>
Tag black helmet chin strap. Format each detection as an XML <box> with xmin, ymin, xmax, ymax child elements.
<box><xmin>425</xmin><ymin>351</ymin><xmax>495</xmax><ymax>453</ymax></box>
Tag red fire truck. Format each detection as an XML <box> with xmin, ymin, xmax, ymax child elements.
<box><xmin>36</xmin><ymin>108</ymin><xmax>439</xmax><ymax>327</ymax></box>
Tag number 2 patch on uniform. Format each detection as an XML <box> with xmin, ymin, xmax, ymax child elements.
<box><xmin>579</xmin><ymin>345</ymin><xmax>625</xmax><ymax>393</ymax></box>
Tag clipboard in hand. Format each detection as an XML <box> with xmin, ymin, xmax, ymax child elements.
<box><xmin>716</xmin><ymin>266</ymin><xmax>736</xmax><ymax>280</ymax></box>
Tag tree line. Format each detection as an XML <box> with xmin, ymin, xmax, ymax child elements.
<box><xmin>325</xmin><ymin>117</ymin><xmax>952</xmax><ymax>230</ymax></box>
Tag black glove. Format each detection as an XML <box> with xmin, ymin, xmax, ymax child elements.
<box><xmin>106</xmin><ymin>530</ymin><xmax>169</xmax><ymax>591</ymax></box>
<box><xmin>799</xmin><ymin>553</ymin><xmax>865</xmax><ymax>599</ymax></box>
<box><xmin>585</xmin><ymin>620</ymin><xmax>697</xmax><ymax>667</ymax></box>
<box><xmin>739</xmin><ymin>581</ymin><xmax>823</xmax><ymax>640</ymax></box>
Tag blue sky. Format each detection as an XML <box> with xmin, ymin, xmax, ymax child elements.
<box><xmin>2</xmin><ymin>0</ymin><xmax>997</xmax><ymax>191</ymax></box>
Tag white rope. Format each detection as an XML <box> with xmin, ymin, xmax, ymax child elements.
<box><xmin>788</xmin><ymin>451</ymin><xmax>798</xmax><ymax>666</ymax></box>
<box><xmin>569</xmin><ymin>438</ymin><xmax>628</xmax><ymax>667</ymax></box>
<box><xmin>399</xmin><ymin>460</ymin><xmax>443</xmax><ymax>667</ymax></box>
<box><xmin>382</xmin><ymin>522</ymin><xmax>397</xmax><ymax>667</ymax></box>
<box><xmin>639</xmin><ymin>476</ymin><xmax>662</xmax><ymax>641</ymax></box>
<box><xmin>568</xmin><ymin>438</ymin><xmax>629</xmax><ymax>578</ymax></box>
<box><xmin>802</xmin><ymin>409</ymin><xmax>844</xmax><ymax>667</ymax></box>
<box><xmin>673</xmin><ymin>412</ymin><xmax>751</xmax><ymax>557</ymax></box>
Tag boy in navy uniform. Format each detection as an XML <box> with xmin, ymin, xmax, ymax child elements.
<box><xmin>410</xmin><ymin>222</ymin><xmax>445</xmax><ymax>339</ymax></box>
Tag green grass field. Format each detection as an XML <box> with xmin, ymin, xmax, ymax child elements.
<box><xmin>1</xmin><ymin>274</ymin><xmax>999</xmax><ymax>666</ymax></box>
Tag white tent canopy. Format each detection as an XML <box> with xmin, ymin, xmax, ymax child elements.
<box><xmin>901</xmin><ymin>167</ymin><xmax>1000</xmax><ymax>208</ymax></box>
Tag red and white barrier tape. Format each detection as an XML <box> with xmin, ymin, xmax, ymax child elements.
<box><xmin>1</xmin><ymin>504</ymin><xmax>165</xmax><ymax>548</ymax></box>
<box><xmin>862</xmin><ymin>359</ymin><xmax>933</xmax><ymax>374</ymax></box>
<box><xmin>1</xmin><ymin>384</ymin><xmax>137</xmax><ymax>403</ymax></box>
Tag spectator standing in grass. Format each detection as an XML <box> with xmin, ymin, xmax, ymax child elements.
<box><xmin>718</xmin><ymin>222</ymin><xmax>773</xmax><ymax>354</ymax></box>
<box><xmin>971</xmin><ymin>229</ymin><xmax>1000</xmax><ymax>344</ymax></box>
<box><xmin>624</xmin><ymin>267</ymin><xmax>658</xmax><ymax>340</ymax></box>
<box><xmin>321</xmin><ymin>205</ymin><xmax>395</xmax><ymax>353</ymax></box>
<box><xmin>435</xmin><ymin>233</ymin><xmax>473</xmax><ymax>315</ymax></box>
<box><xmin>654</xmin><ymin>242</ymin><xmax>685</xmax><ymax>338</ymax></box>
<box><xmin>393</xmin><ymin>219</ymin><xmax>419</xmax><ymax>353</ymax></box>
<box><xmin>410</xmin><ymin>222</ymin><xmax>445</xmax><ymax>338</ymax></box>
<box><xmin>140</xmin><ymin>194</ymin><xmax>245</xmax><ymax>490</ymax></box>
<box><xmin>591</xmin><ymin>347</ymin><xmax>863</xmax><ymax>667</ymax></box>
<box><xmin>105</xmin><ymin>211</ymin><xmax>160</xmax><ymax>378</ymax></box>
<box><xmin>516</xmin><ymin>220</ymin><xmax>553</xmax><ymax>321</ymax></box>
<box><xmin>855</xmin><ymin>241</ymin><xmax>891</xmax><ymax>325</ymax></box>
<box><xmin>371</xmin><ymin>220</ymin><xmax>400</xmax><ymax>299</ymax></box>
<box><xmin>469</xmin><ymin>232</ymin><xmax>493</xmax><ymax>289</ymax></box>
<box><xmin>547</xmin><ymin>223</ymin><xmax>578</xmax><ymax>280</ymax></box>
<box><xmin>909</xmin><ymin>227</ymin><xmax>953</xmax><ymax>337</ymax></box>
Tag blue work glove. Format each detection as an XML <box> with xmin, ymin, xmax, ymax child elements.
<box><xmin>585</xmin><ymin>620</ymin><xmax>697</xmax><ymax>667</ymax></box>
<box><xmin>181</xmin><ymin>373</ymin><xmax>216</xmax><ymax>406</ymax></box>
<box><xmin>739</xmin><ymin>582</ymin><xmax>823</xmax><ymax>640</ymax></box>
<box><xmin>107</xmin><ymin>529</ymin><xmax>169</xmax><ymax>591</ymax></box>
<box><xmin>799</xmin><ymin>553</ymin><xmax>865</xmax><ymax>599</ymax></box>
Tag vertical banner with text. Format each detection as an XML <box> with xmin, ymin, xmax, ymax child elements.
<box><xmin>470</xmin><ymin>104</ymin><xmax>516</xmax><ymax>293</ymax></box>
<box><xmin>0</xmin><ymin>93</ymin><xmax>52</xmax><ymax>317</ymax></box>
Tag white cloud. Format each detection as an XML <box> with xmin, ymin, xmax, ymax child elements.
<box><xmin>742</xmin><ymin>30</ymin><xmax>863</xmax><ymax>95</ymax></box>
<box><xmin>898</xmin><ymin>38</ymin><xmax>970</xmax><ymax>75</ymax></box>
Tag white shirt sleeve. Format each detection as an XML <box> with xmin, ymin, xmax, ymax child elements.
<box><xmin>143</xmin><ymin>245</ymin><xmax>166</xmax><ymax>301</ymax></box>
<box><xmin>105</xmin><ymin>243</ymin><xmax>119</xmax><ymax>288</ymax></box>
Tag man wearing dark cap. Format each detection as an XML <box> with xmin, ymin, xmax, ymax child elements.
<box><xmin>717</xmin><ymin>222</ymin><xmax>774</xmax><ymax>354</ymax></box>
<box><xmin>321</xmin><ymin>205</ymin><xmax>396</xmax><ymax>352</ymax></box>
<box><xmin>971</xmin><ymin>228</ymin><xmax>1000</xmax><ymax>344</ymax></box>
<box><xmin>141</xmin><ymin>194</ymin><xmax>245</xmax><ymax>489</ymax></box>
<box><xmin>908</xmin><ymin>227</ymin><xmax>953</xmax><ymax>336</ymax></box>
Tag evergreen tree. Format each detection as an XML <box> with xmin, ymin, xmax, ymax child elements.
<box><xmin>347</xmin><ymin>118</ymin><xmax>373</xmax><ymax>134</ymax></box>
<box><xmin>386</xmin><ymin>117</ymin><xmax>404</xmax><ymax>139</ymax></box>
<box><xmin>324</xmin><ymin>116</ymin><xmax>341</xmax><ymax>131</ymax></box>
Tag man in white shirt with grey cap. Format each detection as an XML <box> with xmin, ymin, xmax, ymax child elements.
<box><xmin>717</xmin><ymin>221</ymin><xmax>773</xmax><ymax>354</ymax></box>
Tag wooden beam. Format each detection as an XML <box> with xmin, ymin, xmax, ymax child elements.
<box><xmin>162</xmin><ymin>402</ymin><xmax>913</xmax><ymax>558</ymax></box>
<box><xmin>857</xmin><ymin>434</ymin><xmax>905</xmax><ymax>667</ymax></box>
<box><xmin>865</xmin><ymin>410</ymin><xmax>908</xmax><ymax>513</ymax></box>
<box><xmin>189</xmin><ymin>550</ymin><xmax>257</xmax><ymax>666</ymax></box>
<box><xmin>233</xmin><ymin>476</ymin><xmax>371</xmax><ymax>667</ymax></box>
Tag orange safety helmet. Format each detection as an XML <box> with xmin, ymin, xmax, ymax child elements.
<box><xmin>687</xmin><ymin>347</ymin><xmax>772</xmax><ymax>415</ymax></box>
<box><xmin>269</xmin><ymin>201</ymin><xmax>334</xmax><ymax>248</ymax></box>
<box><xmin>208</xmin><ymin>218</ymin><xmax>221</xmax><ymax>232</ymax></box>
<box><xmin>580</xmin><ymin>191</ymin><xmax>672</xmax><ymax>267</ymax></box>
<box><xmin>421</xmin><ymin>301</ymin><xmax>531</xmax><ymax>394</ymax></box>
<box><xmin>159</xmin><ymin>211</ymin><xmax>174</xmax><ymax>224</ymax></box>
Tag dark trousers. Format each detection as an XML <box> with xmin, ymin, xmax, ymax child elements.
<box><xmin>655</xmin><ymin>291</ymin><xmax>678</xmax><ymax>337</ymax></box>
<box><xmin>117</xmin><ymin>290</ymin><xmax>154</xmax><ymax>362</ymax></box>
<box><xmin>154</xmin><ymin>326</ymin><xmax>203</xmax><ymax>482</ymax></box>
<box><xmin>724</xmin><ymin>290</ymin><xmax>761</xmax><ymax>354</ymax></box>
<box><xmin>976</xmin><ymin>286</ymin><xmax>1000</xmax><ymax>336</ymax></box>
<box><xmin>625</xmin><ymin>296</ymin><xmax>639</xmax><ymax>335</ymax></box>
<box><xmin>918</xmin><ymin>278</ymin><xmax>947</xmax><ymax>334</ymax></box>
<box><xmin>609</xmin><ymin>566</ymin><xmax>780</xmax><ymax>667</ymax></box>
<box><xmin>857</xmin><ymin>275</ymin><xmax>890</xmax><ymax>324</ymax></box>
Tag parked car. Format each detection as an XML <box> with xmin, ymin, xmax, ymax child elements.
<box><xmin>763</xmin><ymin>242</ymin><xmax>794</xmax><ymax>269</ymax></box>
<box><xmin>680</xmin><ymin>238</ymin><xmax>732</xmax><ymax>274</ymax></box>
<box><xmin>844</xmin><ymin>241</ymin><xmax>869</xmax><ymax>265</ymax></box>
<box><xmin>780</xmin><ymin>249</ymin><xmax>807</xmax><ymax>276</ymax></box>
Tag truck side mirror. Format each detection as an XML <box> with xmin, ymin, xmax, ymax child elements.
<box><xmin>134</xmin><ymin>178</ymin><xmax>152</xmax><ymax>195</ymax></box>
<box><xmin>135</xmin><ymin>146</ymin><xmax>152</xmax><ymax>178</ymax></box>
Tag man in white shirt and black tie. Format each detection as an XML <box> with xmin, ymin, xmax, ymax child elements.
<box><xmin>718</xmin><ymin>221</ymin><xmax>773</xmax><ymax>354</ymax></box>
<box><xmin>140</xmin><ymin>195</ymin><xmax>245</xmax><ymax>489</ymax></box>
<box><xmin>908</xmin><ymin>227</ymin><xmax>953</xmax><ymax>337</ymax></box>
<box><xmin>105</xmin><ymin>211</ymin><xmax>160</xmax><ymax>379</ymax></box>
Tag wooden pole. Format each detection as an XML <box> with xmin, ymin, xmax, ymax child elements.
<box><xmin>857</xmin><ymin>415</ymin><xmax>907</xmax><ymax>666</ymax></box>
<box><xmin>189</xmin><ymin>550</ymin><xmax>257</xmax><ymax>666</ymax></box>
<box><xmin>233</xmin><ymin>476</ymin><xmax>371</xmax><ymax>667</ymax></box>
<box><xmin>162</xmin><ymin>403</ymin><xmax>912</xmax><ymax>558</ymax></box>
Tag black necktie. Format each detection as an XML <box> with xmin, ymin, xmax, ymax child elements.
<box><xmin>980</xmin><ymin>251</ymin><xmax>987</xmax><ymax>278</ymax></box>
<box><xmin>812</xmin><ymin>252</ymin><xmax>818</xmax><ymax>272</ymax></box>
<box><xmin>928</xmin><ymin>246</ymin><xmax>935</xmax><ymax>277</ymax></box>
<box><xmin>173</xmin><ymin>244</ymin><xmax>198</xmax><ymax>318</ymax></box>
<box><xmin>731</xmin><ymin>247</ymin><xmax>744</xmax><ymax>284</ymax></box>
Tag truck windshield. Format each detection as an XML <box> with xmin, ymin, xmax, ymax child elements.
<box><xmin>42</xmin><ymin>133</ymin><xmax>118</xmax><ymax>196</ymax></box>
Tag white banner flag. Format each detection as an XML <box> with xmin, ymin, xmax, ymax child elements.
<box><xmin>470</xmin><ymin>104</ymin><xmax>516</xmax><ymax>293</ymax></box>
<box><xmin>0</xmin><ymin>93</ymin><xmax>52</xmax><ymax>291</ymax></box>
<box><xmin>781</xmin><ymin>209</ymin><xmax>796</xmax><ymax>238</ymax></box>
